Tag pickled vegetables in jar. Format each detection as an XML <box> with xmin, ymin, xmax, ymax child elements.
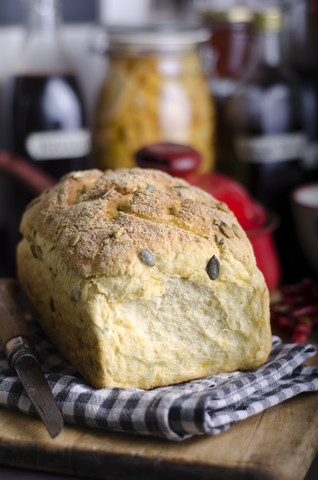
<box><xmin>94</xmin><ymin>25</ymin><xmax>215</xmax><ymax>172</ymax></box>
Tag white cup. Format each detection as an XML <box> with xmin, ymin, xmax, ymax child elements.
<box><xmin>291</xmin><ymin>182</ymin><xmax>318</xmax><ymax>278</ymax></box>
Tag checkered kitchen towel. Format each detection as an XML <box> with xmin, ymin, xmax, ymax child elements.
<box><xmin>0</xmin><ymin>319</ymin><xmax>317</xmax><ymax>441</ymax></box>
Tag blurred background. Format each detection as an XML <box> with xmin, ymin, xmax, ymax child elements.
<box><xmin>0</xmin><ymin>0</ymin><xmax>318</xmax><ymax>289</ymax></box>
<box><xmin>0</xmin><ymin>2</ymin><xmax>318</xmax><ymax>479</ymax></box>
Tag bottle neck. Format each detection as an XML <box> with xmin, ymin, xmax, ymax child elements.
<box><xmin>18</xmin><ymin>0</ymin><xmax>69</xmax><ymax>74</ymax></box>
<box><xmin>26</xmin><ymin>0</ymin><xmax>61</xmax><ymax>38</ymax></box>
<box><xmin>254</xmin><ymin>29</ymin><xmax>281</xmax><ymax>67</ymax></box>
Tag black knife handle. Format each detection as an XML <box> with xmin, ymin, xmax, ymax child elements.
<box><xmin>5</xmin><ymin>335</ymin><xmax>39</xmax><ymax>370</ymax></box>
<box><xmin>0</xmin><ymin>279</ymin><xmax>30</xmax><ymax>348</ymax></box>
<box><xmin>0</xmin><ymin>281</ymin><xmax>63</xmax><ymax>439</ymax></box>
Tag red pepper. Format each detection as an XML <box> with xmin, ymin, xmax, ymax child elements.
<box><xmin>271</xmin><ymin>303</ymin><xmax>291</xmax><ymax>315</ymax></box>
<box><xmin>284</xmin><ymin>294</ymin><xmax>311</xmax><ymax>306</ymax></box>
<box><xmin>290</xmin><ymin>304</ymin><xmax>318</xmax><ymax>318</ymax></box>
<box><xmin>275</xmin><ymin>315</ymin><xmax>294</xmax><ymax>333</ymax></box>
<box><xmin>271</xmin><ymin>279</ymin><xmax>318</xmax><ymax>343</ymax></box>
<box><xmin>280</xmin><ymin>279</ymin><xmax>312</xmax><ymax>296</ymax></box>
<box><xmin>291</xmin><ymin>318</ymin><xmax>312</xmax><ymax>344</ymax></box>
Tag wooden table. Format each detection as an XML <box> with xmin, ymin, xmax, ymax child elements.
<box><xmin>0</xmin><ymin>332</ymin><xmax>317</xmax><ymax>480</ymax></box>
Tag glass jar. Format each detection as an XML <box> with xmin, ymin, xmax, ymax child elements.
<box><xmin>199</xmin><ymin>6</ymin><xmax>253</xmax><ymax>174</ymax></box>
<box><xmin>93</xmin><ymin>24</ymin><xmax>215</xmax><ymax>172</ymax></box>
<box><xmin>201</xmin><ymin>6</ymin><xmax>253</xmax><ymax>81</ymax></box>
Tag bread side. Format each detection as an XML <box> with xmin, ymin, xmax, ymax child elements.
<box><xmin>17</xmin><ymin>168</ymin><xmax>271</xmax><ymax>389</ymax></box>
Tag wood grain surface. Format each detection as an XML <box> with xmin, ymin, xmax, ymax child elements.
<box><xmin>0</xmin><ymin>332</ymin><xmax>317</xmax><ymax>480</ymax></box>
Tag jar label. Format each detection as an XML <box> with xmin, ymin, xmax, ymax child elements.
<box><xmin>235</xmin><ymin>133</ymin><xmax>306</xmax><ymax>163</ymax></box>
<box><xmin>25</xmin><ymin>129</ymin><xmax>91</xmax><ymax>160</ymax></box>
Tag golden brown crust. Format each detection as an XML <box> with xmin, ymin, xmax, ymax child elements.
<box><xmin>18</xmin><ymin>168</ymin><xmax>271</xmax><ymax>390</ymax></box>
<box><xmin>20</xmin><ymin>168</ymin><xmax>254</xmax><ymax>279</ymax></box>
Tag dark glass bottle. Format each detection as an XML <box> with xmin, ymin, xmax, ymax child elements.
<box><xmin>227</xmin><ymin>8</ymin><xmax>308</xmax><ymax>283</ymax></box>
<box><xmin>284</xmin><ymin>0</ymin><xmax>318</xmax><ymax>181</ymax></box>
<box><xmin>10</xmin><ymin>74</ymin><xmax>89</xmax><ymax>178</ymax></box>
<box><xmin>8</xmin><ymin>0</ymin><xmax>90</xmax><ymax>178</ymax></box>
<box><xmin>296</xmin><ymin>67</ymin><xmax>318</xmax><ymax>182</ymax></box>
<box><xmin>6</xmin><ymin>0</ymin><xmax>91</xmax><ymax>275</ymax></box>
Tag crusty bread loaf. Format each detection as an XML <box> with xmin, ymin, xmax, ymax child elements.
<box><xmin>17</xmin><ymin>168</ymin><xmax>271</xmax><ymax>389</ymax></box>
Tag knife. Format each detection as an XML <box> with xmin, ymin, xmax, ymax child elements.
<box><xmin>0</xmin><ymin>278</ymin><xmax>64</xmax><ymax>438</ymax></box>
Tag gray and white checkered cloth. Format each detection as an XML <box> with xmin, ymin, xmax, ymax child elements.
<box><xmin>0</xmin><ymin>319</ymin><xmax>317</xmax><ymax>441</ymax></box>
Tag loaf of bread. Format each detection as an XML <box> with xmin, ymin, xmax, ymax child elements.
<box><xmin>17</xmin><ymin>168</ymin><xmax>271</xmax><ymax>389</ymax></box>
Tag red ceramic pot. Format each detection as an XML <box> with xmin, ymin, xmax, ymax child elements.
<box><xmin>245</xmin><ymin>212</ymin><xmax>280</xmax><ymax>292</ymax></box>
<box><xmin>191</xmin><ymin>171</ymin><xmax>281</xmax><ymax>292</ymax></box>
<box><xmin>135</xmin><ymin>143</ymin><xmax>281</xmax><ymax>291</ymax></box>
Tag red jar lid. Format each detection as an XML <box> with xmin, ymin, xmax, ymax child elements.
<box><xmin>135</xmin><ymin>143</ymin><xmax>201</xmax><ymax>178</ymax></box>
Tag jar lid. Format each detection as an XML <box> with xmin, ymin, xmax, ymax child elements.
<box><xmin>134</xmin><ymin>143</ymin><xmax>202</xmax><ymax>176</ymax></box>
<box><xmin>106</xmin><ymin>23</ymin><xmax>210</xmax><ymax>52</ymax></box>
<box><xmin>201</xmin><ymin>6</ymin><xmax>253</xmax><ymax>23</ymax></box>
<box><xmin>254</xmin><ymin>8</ymin><xmax>283</xmax><ymax>32</ymax></box>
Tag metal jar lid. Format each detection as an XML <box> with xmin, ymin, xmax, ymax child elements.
<box><xmin>253</xmin><ymin>8</ymin><xmax>283</xmax><ymax>32</ymax></box>
<box><xmin>106</xmin><ymin>23</ymin><xmax>210</xmax><ymax>53</ymax></box>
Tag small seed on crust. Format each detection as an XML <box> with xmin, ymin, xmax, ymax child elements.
<box><xmin>139</xmin><ymin>249</ymin><xmax>156</xmax><ymax>266</ymax></box>
<box><xmin>219</xmin><ymin>221</ymin><xmax>232</xmax><ymax>238</ymax></box>
<box><xmin>215</xmin><ymin>234</ymin><xmax>225</xmax><ymax>245</ymax></box>
<box><xmin>146</xmin><ymin>184</ymin><xmax>156</xmax><ymax>191</ymax></box>
<box><xmin>216</xmin><ymin>202</ymin><xmax>230</xmax><ymax>213</ymax></box>
<box><xmin>30</xmin><ymin>244</ymin><xmax>42</xmax><ymax>260</ymax></box>
<box><xmin>71</xmin><ymin>233</ymin><xmax>81</xmax><ymax>246</ymax></box>
<box><xmin>86</xmin><ymin>186</ymin><xmax>114</xmax><ymax>201</ymax></box>
<box><xmin>206</xmin><ymin>255</ymin><xmax>220</xmax><ymax>280</ymax></box>
<box><xmin>232</xmin><ymin>223</ymin><xmax>242</xmax><ymax>238</ymax></box>
<box><xmin>30</xmin><ymin>244</ymin><xmax>37</xmax><ymax>259</ymax></box>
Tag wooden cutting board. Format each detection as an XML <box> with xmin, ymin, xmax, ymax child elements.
<box><xmin>0</xmin><ymin>334</ymin><xmax>317</xmax><ymax>480</ymax></box>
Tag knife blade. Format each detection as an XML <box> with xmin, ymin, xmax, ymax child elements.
<box><xmin>0</xmin><ymin>279</ymin><xmax>63</xmax><ymax>438</ymax></box>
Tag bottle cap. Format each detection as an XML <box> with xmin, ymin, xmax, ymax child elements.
<box><xmin>134</xmin><ymin>143</ymin><xmax>202</xmax><ymax>177</ymax></box>
<box><xmin>201</xmin><ymin>6</ymin><xmax>253</xmax><ymax>24</ymax></box>
<box><xmin>254</xmin><ymin>8</ymin><xmax>283</xmax><ymax>32</ymax></box>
